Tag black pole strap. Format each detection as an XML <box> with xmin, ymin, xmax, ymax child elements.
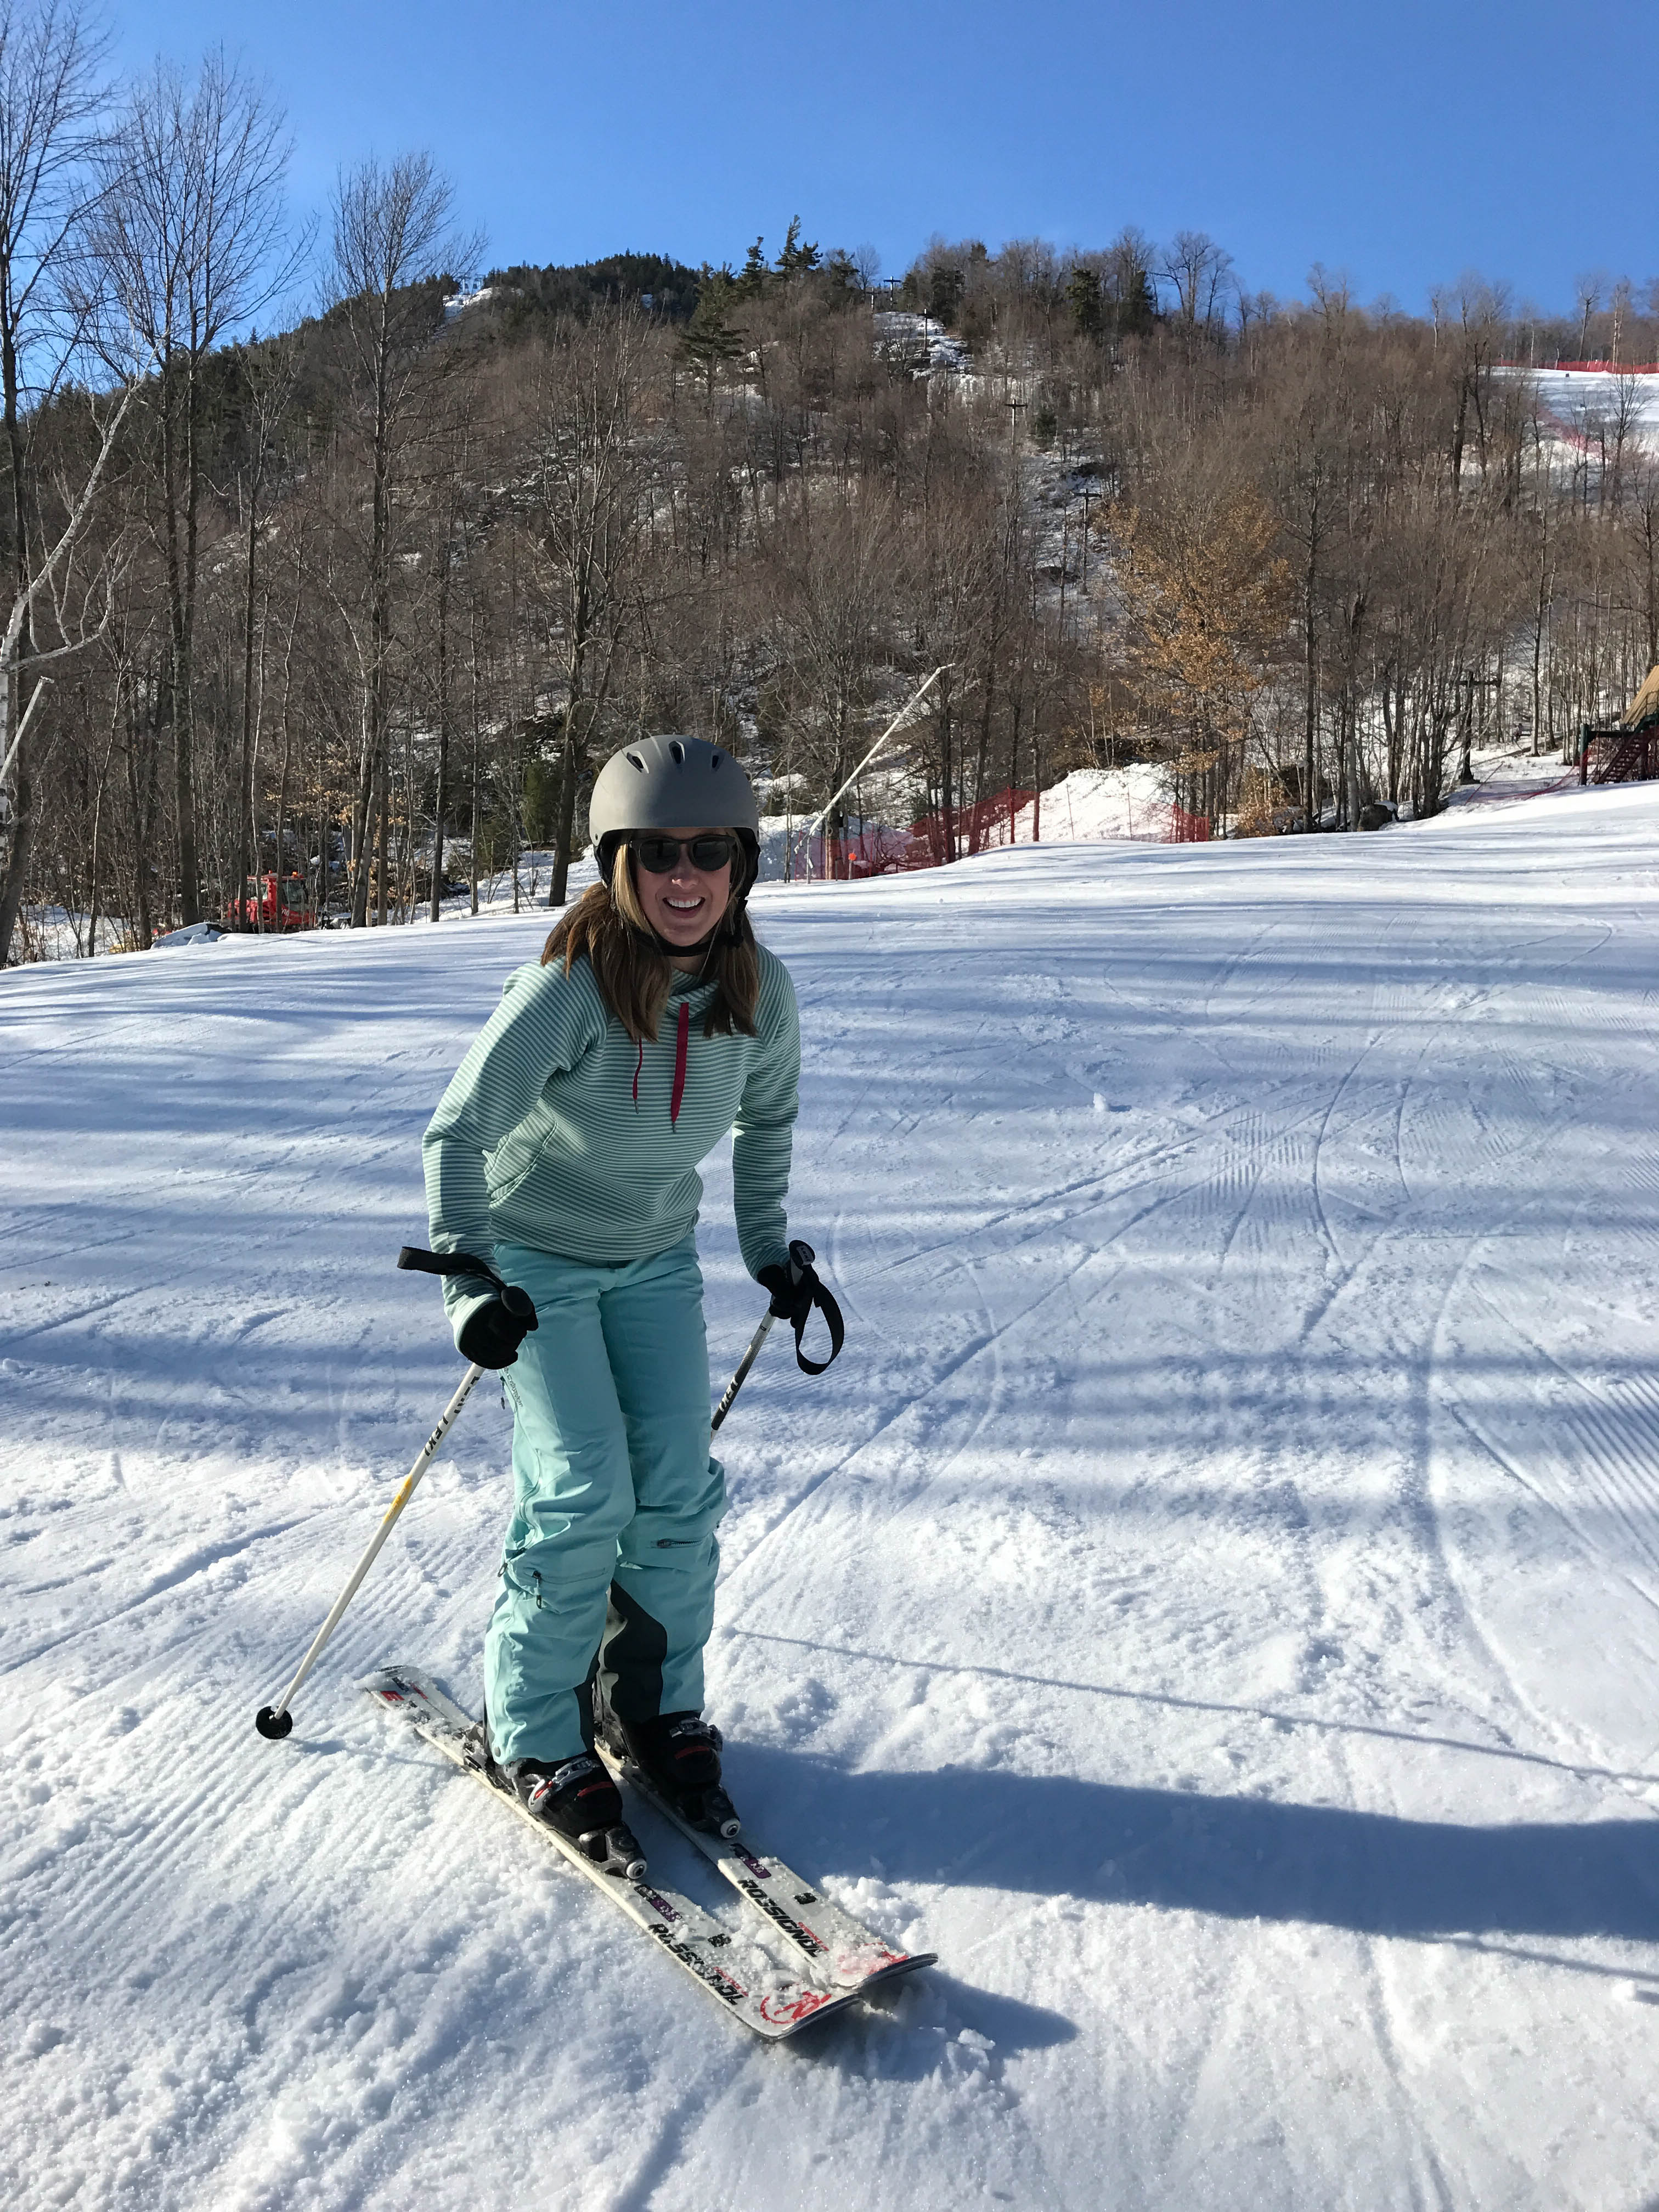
<box><xmin>790</xmin><ymin>1276</ymin><xmax>845</xmax><ymax>1375</ymax></box>
<box><xmin>398</xmin><ymin>1245</ymin><xmax>507</xmax><ymax>1296</ymax></box>
<box><xmin>398</xmin><ymin>1245</ymin><xmax>538</xmax><ymax>1328</ymax></box>
<box><xmin>778</xmin><ymin>1237</ymin><xmax>845</xmax><ymax>1376</ymax></box>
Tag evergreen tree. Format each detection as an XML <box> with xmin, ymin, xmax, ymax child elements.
<box><xmin>735</xmin><ymin>236</ymin><xmax>768</xmax><ymax>299</ymax></box>
<box><xmin>682</xmin><ymin>268</ymin><xmax>743</xmax><ymax>396</ymax></box>
<box><xmin>1118</xmin><ymin>269</ymin><xmax>1157</xmax><ymax>336</ymax></box>
<box><xmin>775</xmin><ymin>216</ymin><xmax>820</xmax><ymax>279</ymax></box>
<box><xmin>1108</xmin><ymin>232</ymin><xmax>1158</xmax><ymax>337</ymax></box>
<box><xmin>928</xmin><ymin>262</ymin><xmax>964</xmax><ymax>326</ymax></box>
<box><xmin>1066</xmin><ymin>265</ymin><xmax>1104</xmax><ymax>340</ymax></box>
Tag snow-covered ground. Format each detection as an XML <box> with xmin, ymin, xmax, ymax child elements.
<box><xmin>1011</xmin><ymin>763</ymin><xmax>1178</xmax><ymax>843</ymax></box>
<box><xmin>1508</xmin><ymin>365</ymin><xmax>1659</xmax><ymax>455</ymax></box>
<box><xmin>5</xmin><ymin>780</ymin><xmax>1659</xmax><ymax>2209</ymax></box>
<box><xmin>873</xmin><ymin>310</ymin><xmax>972</xmax><ymax>380</ymax></box>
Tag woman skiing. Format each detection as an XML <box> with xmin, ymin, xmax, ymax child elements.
<box><xmin>422</xmin><ymin>735</ymin><xmax>831</xmax><ymax>1873</ymax></box>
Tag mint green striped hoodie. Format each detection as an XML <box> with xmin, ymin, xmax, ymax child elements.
<box><xmin>422</xmin><ymin>945</ymin><xmax>799</xmax><ymax>1337</ymax></box>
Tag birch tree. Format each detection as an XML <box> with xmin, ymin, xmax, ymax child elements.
<box><xmin>0</xmin><ymin>0</ymin><xmax>122</xmax><ymax>967</ymax></box>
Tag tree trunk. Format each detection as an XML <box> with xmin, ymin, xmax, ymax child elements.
<box><xmin>549</xmin><ymin>715</ymin><xmax>582</xmax><ymax>907</ymax></box>
<box><xmin>373</xmin><ymin>752</ymin><xmax>390</xmax><ymax>924</ymax></box>
<box><xmin>937</xmin><ymin>669</ymin><xmax>955</xmax><ymax>862</ymax></box>
<box><xmin>431</xmin><ymin>529</ymin><xmax>450</xmax><ymax>923</ymax></box>
<box><xmin>1302</xmin><ymin>546</ymin><xmax>1319</xmax><ymax>831</ymax></box>
<box><xmin>236</xmin><ymin>443</ymin><xmax>267</xmax><ymax>928</ymax></box>
<box><xmin>469</xmin><ymin>597</ymin><xmax>482</xmax><ymax>915</ymax></box>
<box><xmin>0</xmin><ymin>273</ymin><xmax>33</xmax><ymax>965</ymax></box>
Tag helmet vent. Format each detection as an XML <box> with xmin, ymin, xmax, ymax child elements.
<box><xmin>625</xmin><ymin>752</ymin><xmax>646</xmax><ymax>773</ymax></box>
<box><xmin>712</xmin><ymin>752</ymin><xmax>724</xmax><ymax>770</ymax></box>
<box><xmin>668</xmin><ymin>740</ymin><xmax>685</xmax><ymax>764</ymax></box>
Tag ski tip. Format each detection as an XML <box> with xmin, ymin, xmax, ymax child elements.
<box><xmin>755</xmin><ymin>1984</ymin><xmax>862</xmax><ymax>2036</ymax></box>
<box><xmin>851</xmin><ymin>1950</ymin><xmax>938</xmax><ymax>1992</ymax></box>
<box><xmin>254</xmin><ymin>1705</ymin><xmax>294</xmax><ymax>1741</ymax></box>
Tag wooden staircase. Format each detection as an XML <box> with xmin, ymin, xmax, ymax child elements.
<box><xmin>1579</xmin><ymin>726</ymin><xmax>1658</xmax><ymax>785</ymax></box>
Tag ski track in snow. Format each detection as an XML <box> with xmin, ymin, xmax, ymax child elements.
<box><xmin>5</xmin><ymin>787</ymin><xmax>1659</xmax><ymax>2209</ymax></box>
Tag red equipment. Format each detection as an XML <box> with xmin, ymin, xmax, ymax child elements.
<box><xmin>228</xmin><ymin>872</ymin><xmax>317</xmax><ymax>930</ymax></box>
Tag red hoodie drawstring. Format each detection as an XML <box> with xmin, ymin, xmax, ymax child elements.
<box><xmin>670</xmin><ymin>1000</ymin><xmax>690</xmax><ymax>1126</ymax></box>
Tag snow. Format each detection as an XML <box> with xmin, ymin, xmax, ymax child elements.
<box><xmin>1010</xmin><ymin>762</ymin><xmax>1179</xmax><ymax>843</ymax></box>
<box><xmin>873</xmin><ymin>310</ymin><xmax>971</xmax><ymax>379</ymax></box>
<box><xmin>442</xmin><ymin>286</ymin><xmax>502</xmax><ymax>322</ymax></box>
<box><xmin>152</xmin><ymin>920</ymin><xmax>231</xmax><ymax>949</ymax></box>
<box><xmin>5</xmin><ymin>780</ymin><xmax>1659</xmax><ymax>2207</ymax></box>
<box><xmin>1507</xmin><ymin>365</ymin><xmax>1659</xmax><ymax>453</ymax></box>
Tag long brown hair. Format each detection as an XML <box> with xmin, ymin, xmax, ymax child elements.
<box><xmin>541</xmin><ymin>843</ymin><xmax>760</xmax><ymax>1045</ymax></box>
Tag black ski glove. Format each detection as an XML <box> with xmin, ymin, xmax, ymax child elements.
<box><xmin>755</xmin><ymin>1239</ymin><xmax>845</xmax><ymax>1375</ymax></box>
<box><xmin>456</xmin><ymin>1284</ymin><xmax>538</xmax><ymax>1370</ymax></box>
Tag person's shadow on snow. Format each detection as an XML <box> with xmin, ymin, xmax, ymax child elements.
<box><xmin>724</xmin><ymin>1743</ymin><xmax>1659</xmax><ymax>1955</ymax></box>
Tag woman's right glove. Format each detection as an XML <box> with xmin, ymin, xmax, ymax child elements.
<box><xmin>755</xmin><ymin>1239</ymin><xmax>845</xmax><ymax>1375</ymax></box>
<box><xmin>456</xmin><ymin>1284</ymin><xmax>538</xmax><ymax>1370</ymax></box>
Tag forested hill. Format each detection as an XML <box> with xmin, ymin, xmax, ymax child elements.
<box><xmin>3</xmin><ymin>89</ymin><xmax>1654</xmax><ymax>967</ymax></box>
<box><xmin>479</xmin><ymin>252</ymin><xmax>704</xmax><ymax>326</ymax></box>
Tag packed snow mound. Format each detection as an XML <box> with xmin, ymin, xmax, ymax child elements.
<box><xmin>5</xmin><ymin>777</ymin><xmax>1659</xmax><ymax>2209</ymax></box>
<box><xmin>1013</xmin><ymin>762</ymin><xmax>1173</xmax><ymax>842</ymax></box>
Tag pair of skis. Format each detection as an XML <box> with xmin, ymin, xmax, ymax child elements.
<box><xmin>362</xmin><ymin>1665</ymin><xmax>934</xmax><ymax>2041</ymax></box>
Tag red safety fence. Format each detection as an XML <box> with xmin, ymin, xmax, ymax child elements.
<box><xmin>788</xmin><ymin>783</ymin><xmax>1213</xmax><ymax>877</ymax></box>
<box><xmin>792</xmin><ymin>787</ymin><xmax>1037</xmax><ymax>878</ymax></box>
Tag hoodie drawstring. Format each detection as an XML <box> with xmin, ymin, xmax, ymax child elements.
<box><xmin>630</xmin><ymin>998</ymin><xmax>693</xmax><ymax>1125</ymax></box>
<box><xmin>670</xmin><ymin>1000</ymin><xmax>690</xmax><ymax>1126</ymax></box>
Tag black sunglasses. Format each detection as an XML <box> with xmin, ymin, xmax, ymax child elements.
<box><xmin>631</xmin><ymin>833</ymin><xmax>739</xmax><ymax>874</ymax></box>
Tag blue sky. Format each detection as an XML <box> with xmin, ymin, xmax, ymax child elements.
<box><xmin>110</xmin><ymin>0</ymin><xmax>1659</xmax><ymax>316</ymax></box>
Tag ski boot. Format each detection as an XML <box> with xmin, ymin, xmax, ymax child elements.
<box><xmin>601</xmin><ymin>1706</ymin><xmax>741</xmax><ymax>1839</ymax></box>
<box><xmin>469</xmin><ymin>1723</ymin><xmax>647</xmax><ymax>1877</ymax></box>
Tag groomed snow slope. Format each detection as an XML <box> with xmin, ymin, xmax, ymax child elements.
<box><xmin>4</xmin><ymin>787</ymin><xmax>1659</xmax><ymax>2210</ymax></box>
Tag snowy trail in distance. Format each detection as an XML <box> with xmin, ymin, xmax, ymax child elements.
<box><xmin>4</xmin><ymin>785</ymin><xmax>1659</xmax><ymax>2211</ymax></box>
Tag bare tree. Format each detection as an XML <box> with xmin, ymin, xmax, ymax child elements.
<box><xmin>1610</xmin><ymin>275</ymin><xmax>1634</xmax><ymax>366</ymax></box>
<box><xmin>225</xmin><ymin>334</ymin><xmax>298</xmax><ymax>923</ymax></box>
<box><xmin>0</xmin><ymin>0</ymin><xmax>120</xmax><ymax>967</ymax></box>
<box><xmin>528</xmin><ymin>306</ymin><xmax>656</xmax><ymax>907</ymax></box>
<box><xmin>771</xmin><ymin>487</ymin><xmax>896</xmax><ymax>840</ymax></box>
<box><xmin>92</xmin><ymin>50</ymin><xmax>292</xmax><ymax>925</ymax></box>
<box><xmin>329</xmin><ymin>150</ymin><xmax>469</xmax><ymax>927</ymax></box>
<box><xmin>1573</xmin><ymin>270</ymin><xmax>1606</xmax><ymax>359</ymax></box>
<box><xmin>1160</xmin><ymin>230</ymin><xmax>1234</xmax><ymax>343</ymax></box>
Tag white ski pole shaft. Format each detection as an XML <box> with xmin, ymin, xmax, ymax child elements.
<box><xmin>712</xmin><ymin>1312</ymin><xmax>775</xmax><ymax>1434</ymax></box>
<box><xmin>255</xmin><ymin>1362</ymin><xmax>485</xmax><ymax>1739</ymax></box>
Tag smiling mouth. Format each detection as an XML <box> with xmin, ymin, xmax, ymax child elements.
<box><xmin>664</xmin><ymin>896</ymin><xmax>704</xmax><ymax>913</ymax></box>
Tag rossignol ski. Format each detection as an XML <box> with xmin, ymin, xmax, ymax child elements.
<box><xmin>361</xmin><ymin>1665</ymin><xmax>856</xmax><ymax>2041</ymax></box>
<box><xmin>596</xmin><ymin>1735</ymin><xmax>936</xmax><ymax>1993</ymax></box>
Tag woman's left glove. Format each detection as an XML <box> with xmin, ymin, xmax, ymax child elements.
<box><xmin>456</xmin><ymin>1285</ymin><xmax>538</xmax><ymax>1370</ymax></box>
<box><xmin>755</xmin><ymin>1239</ymin><xmax>845</xmax><ymax>1374</ymax></box>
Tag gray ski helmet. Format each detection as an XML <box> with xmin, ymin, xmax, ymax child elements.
<box><xmin>589</xmin><ymin>735</ymin><xmax>760</xmax><ymax>894</ymax></box>
<box><xmin>590</xmin><ymin>734</ymin><xmax>759</xmax><ymax>843</ymax></box>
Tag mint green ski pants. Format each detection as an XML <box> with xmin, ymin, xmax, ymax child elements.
<box><xmin>485</xmin><ymin>1234</ymin><xmax>725</xmax><ymax>1765</ymax></box>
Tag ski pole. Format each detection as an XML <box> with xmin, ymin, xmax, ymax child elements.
<box><xmin>254</xmin><ymin>1248</ymin><xmax>532</xmax><ymax>1741</ymax></box>
<box><xmin>712</xmin><ymin>1312</ymin><xmax>775</xmax><ymax>1434</ymax></box>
